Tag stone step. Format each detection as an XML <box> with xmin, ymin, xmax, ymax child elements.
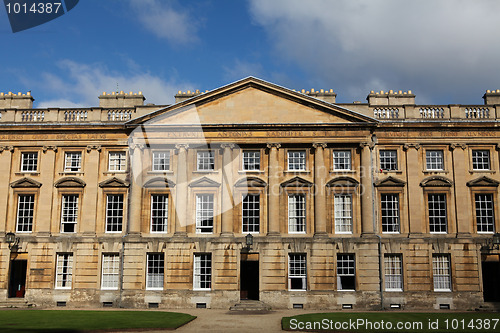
<box><xmin>0</xmin><ymin>299</ymin><xmax>34</xmax><ymax>308</ymax></box>
<box><xmin>229</xmin><ymin>300</ymin><xmax>271</xmax><ymax>311</ymax></box>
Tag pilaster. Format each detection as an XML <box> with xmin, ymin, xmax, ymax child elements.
<box><xmin>174</xmin><ymin>144</ymin><xmax>189</xmax><ymax>236</ymax></box>
<box><xmin>313</xmin><ymin>143</ymin><xmax>327</xmax><ymax>236</ymax></box>
<box><xmin>267</xmin><ymin>143</ymin><xmax>281</xmax><ymax>236</ymax></box>
<box><xmin>220</xmin><ymin>143</ymin><xmax>235</xmax><ymax>236</ymax></box>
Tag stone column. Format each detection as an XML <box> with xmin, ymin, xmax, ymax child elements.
<box><xmin>360</xmin><ymin>142</ymin><xmax>374</xmax><ymax>234</ymax></box>
<box><xmin>82</xmin><ymin>145</ymin><xmax>101</xmax><ymax>236</ymax></box>
<box><xmin>221</xmin><ymin>143</ymin><xmax>235</xmax><ymax>236</ymax></box>
<box><xmin>451</xmin><ymin>143</ymin><xmax>471</xmax><ymax>235</ymax></box>
<box><xmin>313</xmin><ymin>143</ymin><xmax>328</xmax><ymax>236</ymax></box>
<box><xmin>128</xmin><ymin>143</ymin><xmax>144</xmax><ymax>235</ymax></box>
<box><xmin>38</xmin><ymin>145</ymin><xmax>57</xmax><ymax>235</ymax></box>
<box><xmin>174</xmin><ymin>144</ymin><xmax>189</xmax><ymax>236</ymax></box>
<box><xmin>267</xmin><ymin>143</ymin><xmax>281</xmax><ymax>235</ymax></box>
<box><xmin>405</xmin><ymin>144</ymin><xmax>423</xmax><ymax>235</ymax></box>
<box><xmin>0</xmin><ymin>146</ymin><xmax>13</xmax><ymax>234</ymax></box>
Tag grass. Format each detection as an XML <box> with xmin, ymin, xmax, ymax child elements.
<box><xmin>0</xmin><ymin>309</ymin><xmax>196</xmax><ymax>332</ymax></box>
<box><xmin>282</xmin><ymin>312</ymin><xmax>500</xmax><ymax>332</ymax></box>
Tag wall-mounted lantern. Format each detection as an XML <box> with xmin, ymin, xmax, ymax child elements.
<box><xmin>5</xmin><ymin>232</ymin><xmax>19</xmax><ymax>251</ymax></box>
<box><xmin>245</xmin><ymin>233</ymin><xmax>254</xmax><ymax>250</ymax></box>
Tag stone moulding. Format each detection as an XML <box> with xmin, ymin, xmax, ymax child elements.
<box><xmin>466</xmin><ymin>176</ymin><xmax>500</xmax><ymax>187</ymax></box>
<box><xmin>10</xmin><ymin>177</ymin><xmax>42</xmax><ymax>188</ymax></box>
<box><xmin>234</xmin><ymin>177</ymin><xmax>267</xmax><ymax>188</ymax></box>
<box><xmin>98</xmin><ymin>177</ymin><xmax>129</xmax><ymax>188</ymax></box>
<box><xmin>420</xmin><ymin>176</ymin><xmax>453</xmax><ymax>187</ymax></box>
<box><xmin>54</xmin><ymin>177</ymin><xmax>86</xmax><ymax>188</ymax></box>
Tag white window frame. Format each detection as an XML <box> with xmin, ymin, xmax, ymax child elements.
<box><xmin>151</xmin><ymin>194</ymin><xmax>168</xmax><ymax>233</ymax></box>
<box><xmin>55</xmin><ymin>253</ymin><xmax>73</xmax><ymax>289</ymax></box>
<box><xmin>472</xmin><ymin>150</ymin><xmax>490</xmax><ymax>171</ymax></box>
<box><xmin>242</xmin><ymin>194</ymin><xmax>260</xmax><ymax>233</ymax></box>
<box><xmin>287</xmin><ymin>150</ymin><xmax>306</xmax><ymax>171</ymax></box>
<box><xmin>64</xmin><ymin>152</ymin><xmax>82</xmax><ymax>172</ymax></box>
<box><xmin>61</xmin><ymin>194</ymin><xmax>79</xmax><ymax>233</ymax></box>
<box><xmin>381</xmin><ymin>193</ymin><xmax>400</xmax><ymax>233</ymax></box>
<box><xmin>21</xmin><ymin>152</ymin><xmax>38</xmax><ymax>172</ymax></box>
<box><xmin>337</xmin><ymin>254</ymin><xmax>355</xmax><ymax>291</ymax></box>
<box><xmin>16</xmin><ymin>194</ymin><xmax>35</xmax><ymax>233</ymax></box>
<box><xmin>379</xmin><ymin>150</ymin><xmax>398</xmax><ymax>171</ymax></box>
<box><xmin>106</xmin><ymin>194</ymin><xmax>123</xmax><ymax>233</ymax></box>
<box><xmin>197</xmin><ymin>151</ymin><xmax>215</xmax><ymax>171</ymax></box>
<box><xmin>433</xmin><ymin>254</ymin><xmax>452</xmax><ymax>292</ymax></box>
<box><xmin>384</xmin><ymin>254</ymin><xmax>403</xmax><ymax>291</ymax></box>
<box><xmin>152</xmin><ymin>151</ymin><xmax>170</xmax><ymax>171</ymax></box>
<box><xmin>333</xmin><ymin>150</ymin><xmax>351</xmax><ymax>171</ymax></box>
<box><xmin>146</xmin><ymin>253</ymin><xmax>165</xmax><ymax>290</ymax></box>
<box><xmin>288</xmin><ymin>194</ymin><xmax>306</xmax><ymax>233</ymax></box>
<box><xmin>193</xmin><ymin>254</ymin><xmax>212</xmax><ymax>290</ymax></box>
<box><xmin>425</xmin><ymin>150</ymin><xmax>444</xmax><ymax>170</ymax></box>
<box><xmin>475</xmin><ymin>193</ymin><xmax>495</xmax><ymax>233</ymax></box>
<box><xmin>428</xmin><ymin>193</ymin><xmax>447</xmax><ymax>233</ymax></box>
<box><xmin>196</xmin><ymin>194</ymin><xmax>214</xmax><ymax>233</ymax></box>
<box><xmin>242</xmin><ymin>150</ymin><xmax>261</xmax><ymax>171</ymax></box>
<box><xmin>288</xmin><ymin>253</ymin><xmax>307</xmax><ymax>291</ymax></box>
<box><xmin>334</xmin><ymin>194</ymin><xmax>353</xmax><ymax>234</ymax></box>
<box><xmin>101</xmin><ymin>254</ymin><xmax>119</xmax><ymax>290</ymax></box>
<box><xmin>108</xmin><ymin>151</ymin><xmax>126</xmax><ymax>172</ymax></box>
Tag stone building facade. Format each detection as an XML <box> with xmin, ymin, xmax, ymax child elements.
<box><xmin>0</xmin><ymin>77</ymin><xmax>499</xmax><ymax>310</ymax></box>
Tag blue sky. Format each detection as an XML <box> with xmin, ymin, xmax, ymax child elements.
<box><xmin>1</xmin><ymin>0</ymin><xmax>500</xmax><ymax>108</ymax></box>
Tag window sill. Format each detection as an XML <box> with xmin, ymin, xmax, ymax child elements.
<box><xmin>469</xmin><ymin>170</ymin><xmax>496</xmax><ymax>174</ymax></box>
<box><xmin>284</xmin><ymin>170</ymin><xmax>310</xmax><ymax>174</ymax></box>
<box><xmin>101</xmin><ymin>288</ymin><xmax>119</xmax><ymax>291</ymax></box>
<box><xmin>434</xmin><ymin>289</ymin><xmax>452</xmax><ymax>293</ymax></box>
<box><xmin>146</xmin><ymin>288</ymin><xmax>164</xmax><ymax>291</ymax></box>
<box><xmin>238</xmin><ymin>170</ymin><xmax>264</xmax><ymax>174</ymax></box>
<box><xmin>193</xmin><ymin>170</ymin><xmax>218</xmax><ymax>174</ymax></box>
<box><xmin>386</xmin><ymin>289</ymin><xmax>403</xmax><ymax>292</ymax></box>
<box><xmin>423</xmin><ymin>170</ymin><xmax>449</xmax><ymax>174</ymax></box>
<box><xmin>379</xmin><ymin>170</ymin><xmax>402</xmax><ymax>174</ymax></box>
<box><xmin>337</xmin><ymin>289</ymin><xmax>356</xmax><ymax>292</ymax></box>
<box><xmin>193</xmin><ymin>288</ymin><xmax>211</xmax><ymax>291</ymax></box>
<box><xmin>15</xmin><ymin>172</ymin><xmax>39</xmax><ymax>176</ymax></box>
<box><xmin>103</xmin><ymin>171</ymin><xmax>126</xmax><ymax>175</ymax></box>
<box><xmin>289</xmin><ymin>289</ymin><xmax>307</xmax><ymax>292</ymax></box>
<box><xmin>330</xmin><ymin>169</ymin><xmax>355</xmax><ymax>174</ymax></box>
<box><xmin>148</xmin><ymin>171</ymin><xmax>174</xmax><ymax>175</ymax></box>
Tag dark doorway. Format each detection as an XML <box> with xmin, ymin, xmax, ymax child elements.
<box><xmin>9</xmin><ymin>260</ymin><xmax>27</xmax><ymax>298</ymax></box>
<box><xmin>240</xmin><ymin>260</ymin><xmax>259</xmax><ymax>300</ymax></box>
<box><xmin>482</xmin><ymin>258</ymin><xmax>500</xmax><ymax>302</ymax></box>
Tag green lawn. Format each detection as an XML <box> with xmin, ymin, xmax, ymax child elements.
<box><xmin>283</xmin><ymin>312</ymin><xmax>500</xmax><ymax>333</ymax></box>
<box><xmin>0</xmin><ymin>309</ymin><xmax>196</xmax><ymax>332</ymax></box>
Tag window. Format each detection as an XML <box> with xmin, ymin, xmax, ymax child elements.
<box><xmin>197</xmin><ymin>151</ymin><xmax>214</xmax><ymax>171</ymax></box>
<box><xmin>108</xmin><ymin>152</ymin><xmax>126</xmax><ymax>171</ymax></box>
<box><xmin>242</xmin><ymin>151</ymin><xmax>260</xmax><ymax>171</ymax></box>
<box><xmin>151</xmin><ymin>194</ymin><xmax>168</xmax><ymax>233</ymax></box>
<box><xmin>152</xmin><ymin>151</ymin><xmax>170</xmax><ymax>171</ymax></box>
<box><xmin>196</xmin><ymin>194</ymin><xmax>214</xmax><ymax>233</ymax></box>
<box><xmin>385</xmin><ymin>255</ymin><xmax>403</xmax><ymax>291</ymax></box>
<box><xmin>428</xmin><ymin>194</ymin><xmax>447</xmax><ymax>233</ymax></box>
<box><xmin>193</xmin><ymin>254</ymin><xmax>211</xmax><ymax>290</ymax></box>
<box><xmin>288</xmin><ymin>254</ymin><xmax>306</xmax><ymax>290</ymax></box>
<box><xmin>333</xmin><ymin>151</ymin><xmax>351</xmax><ymax>170</ymax></box>
<box><xmin>61</xmin><ymin>195</ymin><xmax>78</xmax><ymax>233</ymax></box>
<box><xmin>106</xmin><ymin>194</ymin><xmax>123</xmax><ymax>233</ymax></box>
<box><xmin>337</xmin><ymin>254</ymin><xmax>355</xmax><ymax>290</ymax></box>
<box><xmin>101</xmin><ymin>254</ymin><xmax>119</xmax><ymax>290</ymax></box>
<box><xmin>381</xmin><ymin>194</ymin><xmax>400</xmax><ymax>233</ymax></box>
<box><xmin>16</xmin><ymin>194</ymin><xmax>34</xmax><ymax>233</ymax></box>
<box><xmin>242</xmin><ymin>194</ymin><xmax>260</xmax><ymax>233</ymax></box>
<box><xmin>287</xmin><ymin>151</ymin><xmax>306</xmax><ymax>171</ymax></box>
<box><xmin>475</xmin><ymin>193</ymin><xmax>495</xmax><ymax>233</ymax></box>
<box><xmin>21</xmin><ymin>152</ymin><xmax>38</xmax><ymax>172</ymax></box>
<box><xmin>379</xmin><ymin>150</ymin><xmax>397</xmax><ymax>171</ymax></box>
<box><xmin>64</xmin><ymin>152</ymin><xmax>82</xmax><ymax>172</ymax></box>
<box><xmin>472</xmin><ymin>150</ymin><xmax>490</xmax><ymax>170</ymax></box>
<box><xmin>56</xmin><ymin>253</ymin><xmax>73</xmax><ymax>289</ymax></box>
<box><xmin>426</xmin><ymin>150</ymin><xmax>444</xmax><ymax>170</ymax></box>
<box><xmin>433</xmin><ymin>255</ymin><xmax>451</xmax><ymax>291</ymax></box>
<box><xmin>288</xmin><ymin>194</ymin><xmax>306</xmax><ymax>233</ymax></box>
<box><xmin>146</xmin><ymin>253</ymin><xmax>164</xmax><ymax>290</ymax></box>
<box><xmin>334</xmin><ymin>194</ymin><xmax>352</xmax><ymax>233</ymax></box>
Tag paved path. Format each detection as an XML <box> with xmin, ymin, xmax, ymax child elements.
<box><xmin>143</xmin><ymin>308</ymin><xmax>320</xmax><ymax>333</ymax></box>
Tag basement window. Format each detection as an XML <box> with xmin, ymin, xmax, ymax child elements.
<box><xmin>293</xmin><ymin>304</ymin><xmax>303</xmax><ymax>309</ymax></box>
<box><xmin>56</xmin><ymin>301</ymin><xmax>66</xmax><ymax>307</ymax></box>
<box><xmin>103</xmin><ymin>302</ymin><xmax>113</xmax><ymax>307</ymax></box>
<box><xmin>148</xmin><ymin>302</ymin><xmax>159</xmax><ymax>309</ymax></box>
<box><xmin>342</xmin><ymin>304</ymin><xmax>353</xmax><ymax>309</ymax></box>
<box><xmin>439</xmin><ymin>304</ymin><xmax>450</xmax><ymax>310</ymax></box>
<box><xmin>196</xmin><ymin>303</ymin><xmax>207</xmax><ymax>308</ymax></box>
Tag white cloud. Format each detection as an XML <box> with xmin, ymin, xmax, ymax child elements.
<box><xmin>30</xmin><ymin>59</ymin><xmax>194</xmax><ymax>108</ymax></box>
<box><xmin>223</xmin><ymin>59</ymin><xmax>264</xmax><ymax>81</ymax></box>
<box><xmin>249</xmin><ymin>0</ymin><xmax>500</xmax><ymax>103</ymax></box>
<box><xmin>129</xmin><ymin>0</ymin><xmax>199</xmax><ymax>45</ymax></box>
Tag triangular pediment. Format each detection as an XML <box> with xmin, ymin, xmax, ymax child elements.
<box><xmin>189</xmin><ymin>177</ymin><xmax>221</xmax><ymax>188</ymax></box>
<box><xmin>281</xmin><ymin>176</ymin><xmax>313</xmax><ymax>188</ymax></box>
<box><xmin>128</xmin><ymin>77</ymin><xmax>376</xmax><ymax>126</ymax></box>
<box><xmin>327</xmin><ymin>177</ymin><xmax>359</xmax><ymax>188</ymax></box>
<box><xmin>420</xmin><ymin>176</ymin><xmax>453</xmax><ymax>188</ymax></box>
<box><xmin>144</xmin><ymin>177</ymin><xmax>176</xmax><ymax>188</ymax></box>
<box><xmin>374</xmin><ymin>176</ymin><xmax>406</xmax><ymax>187</ymax></box>
<box><xmin>235</xmin><ymin>177</ymin><xmax>267</xmax><ymax>188</ymax></box>
<box><xmin>99</xmin><ymin>177</ymin><xmax>129</xmax><ymax>188</ymax></box>
<box><xmin>466</xmin><ymin>176</ymin><xmax>500</xmax><ymax>187</ymax></box>
<box><xmin>54</xmin><ymin>177</ymin><xmax>86</xmax><ymax>188</ymax></box>
<box><xmin>10</xmin><ymin>177</ymin><xmax>42</xmax><ymax>188</ymax></box>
